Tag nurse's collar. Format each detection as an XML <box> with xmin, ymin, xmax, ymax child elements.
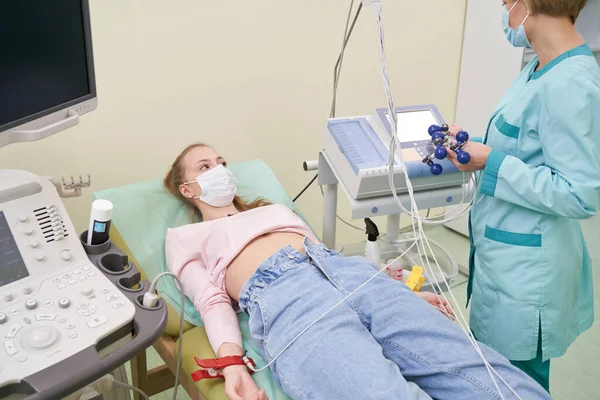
<box><xmin>530</xmin><ymin>44</ymin><xmax>593</xmax><ymax>81</ymax></box>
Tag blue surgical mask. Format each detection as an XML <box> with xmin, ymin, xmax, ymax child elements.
<box><xmin>502</xmin><ymin>0</ymin><xmax>531</xmax><ymax>48</ymax></box>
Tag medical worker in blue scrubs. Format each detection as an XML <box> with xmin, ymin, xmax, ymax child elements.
<box><xmin>446</xmin><ymin>0</ymin><xmax>600</xmax><ymax>392</ymax></box>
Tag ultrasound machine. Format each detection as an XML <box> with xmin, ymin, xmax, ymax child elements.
<box><xmin>0</xmin><ymin>2</ymin><xmax>167</xmax><ymax>399</ymax></box>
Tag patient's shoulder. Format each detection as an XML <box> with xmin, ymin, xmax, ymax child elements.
<box><xmin>255</xmin><ymin>203</ymin><xmax>297</xmax><ymax>215</ymax></box>
<box><xmin>166</xmin><ymin>220</ymin><xmax>212</xmax><ymax>241</ymax></box>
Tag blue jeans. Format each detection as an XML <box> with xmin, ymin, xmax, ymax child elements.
<box><xmin>239</xmin><ymin>242</ymin><xmax>551</xmax><ymax>400</ymax></box>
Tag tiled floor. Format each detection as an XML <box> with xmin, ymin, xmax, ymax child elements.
<box><xmin>135</xmin><ymin>218</ymin><xmax>600</xmax><ymax>399</ymax></box>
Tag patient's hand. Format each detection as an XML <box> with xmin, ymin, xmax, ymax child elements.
<box><xmin>415</xmin><ymin>291</ymin><xmax>455</xmax><ymax>320</ymax></box>
<box><xmin>223</xmin><ymin>365</ymin><xmax>269</xmax><ymax>400</ymax></box>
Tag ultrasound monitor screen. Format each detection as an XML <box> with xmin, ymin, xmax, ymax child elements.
<box><xmin>0</xmin><ymin>0</ymin><xmax>93</xmax><ymax>132</ymax></box>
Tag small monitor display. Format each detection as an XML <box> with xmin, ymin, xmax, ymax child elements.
<box><xmin>0</xmin><ymin>212</ymin><xmax>30</xmax><ymax>287</ymax></box>
<box><xmin>386</xmin><ymin>110</ymin><xmax>439</xmax><ymax>143</ymax></box>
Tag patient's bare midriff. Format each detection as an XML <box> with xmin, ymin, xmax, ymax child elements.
<box><xmin>226</xmin><ymin>232</ymin><xmax>306</xmax><ymax>302</ymax></box>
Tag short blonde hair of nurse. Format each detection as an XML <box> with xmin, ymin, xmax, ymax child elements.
<box><xmin>504</xmin><ymin>0</ymin><xmax>588</xmax><ymax>23</ymax></box>
<box><xmin>528</xmin><ymin>0</ymin><xmax>588</xmax><ymax>23</ymax></box>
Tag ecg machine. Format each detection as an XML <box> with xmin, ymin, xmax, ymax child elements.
<box><xmin>323</xmin><ymin>104</ymin><xmax>465</xmax><ymax>200</ymax></box>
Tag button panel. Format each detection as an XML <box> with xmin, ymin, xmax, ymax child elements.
<box><xmin>87</xmin><ymin>316</ymin><xmax>108</xmax><ymax>329</ymax></box>
<box><xmin>5</xmin><ymin>325</ymin><xmax>22</xmax><ymax>338</ymax></box>
<box><xmin>0</xmin><ymin>187</ymin><xmax>143</xmax><ymax>388</ymax></box>
<box><xmin>0</xmin><ymin>259</ymin><xmax>136</xmax><ymax>386</ymax></box>
<box><xmin>36</xmin><ymin>314</ymin><xmax>57</xmax><ymax>322</ymax></box>
<box><xmin>112</xmin><ymin>301</ymin><xmax>126</xmax><ymax>309</ymax></box>
<box><xmin>4</xmin><ymin>341</ymin><xmax>18</xmax><ymax>356</ymax></box>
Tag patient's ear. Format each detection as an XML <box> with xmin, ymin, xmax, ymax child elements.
<box><xmin>179</xmin><ymin>183</ymin><xmax>199</xmax><ymax>199</ymax></box>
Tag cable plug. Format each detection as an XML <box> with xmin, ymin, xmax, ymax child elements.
<box><xmin>142</xmin><ymin>291</ymin><xmax>159</xmax><ymax>308</ymax></box>
<box><xmin>77</xmin><ymin>387</ymin><xmax>101</xmax><ymax>400</ymax></box>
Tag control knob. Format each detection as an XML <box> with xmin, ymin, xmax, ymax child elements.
<box><xmin>60</xmin><ymin>250</ymin><xmax>72</xmax><ymax>261</ymax></box>
<box><xmin>25</xmin><ymin>299</ymin><xmax>38</xmax><ymax>310</ymax></box>
<box><xmin>58</xmin><ymin>298</ymin><xmax>71</xmax><ymax>309</ymax></box>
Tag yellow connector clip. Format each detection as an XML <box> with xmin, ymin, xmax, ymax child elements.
<box><xmin>405</xmin><ymin>266</ymin><xmax>426</xmax><ymax>292</ymax></box>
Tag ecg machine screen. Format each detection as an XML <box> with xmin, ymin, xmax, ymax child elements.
<box><xmin>0</xmin><ymin>212</ymin><xmax>29</xmax><ymax>288</ymax></box>
<box><xmin>386</xmin><ymin>110</ymin><xmax>439</xmax><ymax>143</ymax></box>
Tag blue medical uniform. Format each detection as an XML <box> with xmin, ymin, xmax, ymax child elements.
<box><xmin>467</xmin><ymin>44</ymin><xmax>600</xmax><ymax>386</ymax></box>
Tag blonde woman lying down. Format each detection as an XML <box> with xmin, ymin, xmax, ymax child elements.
<box><xmin>163</xmin><ymin>143</ymin><xmax>550</xmax><ymax>400</ymax></box>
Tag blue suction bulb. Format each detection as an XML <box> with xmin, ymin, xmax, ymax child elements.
<box><xmin>434</xmin><ymin>145</ymin><xmax>447</xmax><ymax>160</ymax></box>
<box><xmin>456</xmin><ymin>130</ymin><xmax>469</xmax><ymax>143</ymax></box>
<box><xmin>430</xmin><ymin>163</ymin><xmax>443</xmax><ymax>175</ymax></box>
<box><xmin>428</xmin><ymin>125</ymin><xmax>442</xmax><ymax>136</ymax></box>
<box><xmin>457</xmin><ymin>150</ymin><xmax>471</xmax><ymax>165</ymax></box>
<box><xmin>431</xmin><ymin>132</ymin><xmax>445</xmax><ymax>144</ymax></box>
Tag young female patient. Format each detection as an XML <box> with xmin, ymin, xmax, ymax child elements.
<box><xmin>164</xmin><ymin>143</ymin><xmax>550</xmax><ymax>400</ymax></box>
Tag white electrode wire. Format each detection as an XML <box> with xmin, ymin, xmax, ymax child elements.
<box><xmin>412</xmin><ymin>223</ymin><xmax>523</xmax><ymax>399</ymax></box>
<box><xmin>412</xmin><ymin>218</ymin><xmax>507</xmax><ymax>389</ymax></box>
<box><xmin>373</xmin><ymin>10</ymin><xmax>504</xmax><ymax>399</ymax></box>
<box><xmin>370</xmin><ymin>3</ymin><xmax>521</xmax><ymax>398</ymax></box>
<box><xmin>247</xmin><ymin>237</ymin><xmax>421</xmax><ymax>373</ymax></box>
<box><xmin>385</xmin><ymin>137</ymin><xmax>477</xmax><ymax>225</ymax></box>
<box><xmin>328</xmin><ymin>0</ymin><xmax>367</xmax><ymax>233</ymax></box>
<box><xmin>416</xmin><ymin>228</ymin><xmax>523</xmax><ymax>399</ymax></box>
<box><xmin>371</xmin><ymin>2</ymin><xmax>506</xmax><ymax>397</ymax></box>
<box><xmin>112</xmin><ymin>381</ymin><xmax>150</xmax><ymax>400</ymax></box>
<box><xmin>148</xmin><ymin>272</ymin><xmax>186</xmax><ymax>400</ymax></box>
<box><xmin>331</xmin><ymin>0</ymin><xmax>356</xmax><ymax>118</ymax></box>
<box><xmin>405</xmin><ymin>172</ymin><xmax>476</xmax><ymax>225</ymax></box>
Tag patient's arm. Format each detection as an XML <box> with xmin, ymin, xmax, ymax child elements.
<box><xmin>178</xmin><ymin>261</ymin><xmax>244</xmax><ymax>353</ymax></box>
<box><xmin>415</xmin><ymin>291</ymin><xmax>455</xmax><ymax>319</ymax></box>
<box><xmin>179</xmin><ymin>264</ymin><xmax>268</xmax><ymax>399</ymax></box>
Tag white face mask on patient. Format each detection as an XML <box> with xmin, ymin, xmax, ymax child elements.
<box><xmin>184</xmin><ymin>164</ymin><xmax>238</xmax><ymax>207</ymax></box>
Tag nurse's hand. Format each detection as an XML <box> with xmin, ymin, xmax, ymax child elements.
<box><xmin>445</xmin><ymin>125</ymin><xmax>492</xmax><ymax>172</ymax></box>
<box><xmin>415</xmin><ymin>291</ymin><xmax>455</xmax><ymax>320</ymax></box>
<box><xmin>446</xmin><ymin>141</ymin><xmax>492</xmax><ymax>172</ymax></box>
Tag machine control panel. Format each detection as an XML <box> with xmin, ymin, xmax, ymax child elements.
<box><xmin>0</xmin><ymin>170</ymin><xmax>137</xmax><ymax>392</ymax></box>
<box><xmin>0</xmin><ymin>264</ymin><xmax>135</xmax><ymax>384</ymax></box>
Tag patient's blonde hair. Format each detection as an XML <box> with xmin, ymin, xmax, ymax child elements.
<box><xmin>164</xmin><ymin>143</ymin><xmax>271</xmax><ymax>222</ymax></box>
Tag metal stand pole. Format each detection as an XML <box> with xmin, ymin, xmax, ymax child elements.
<box><xmin>386</xmin><ymin>214</ymin><xmax>401</xmax><ymax>243</ymax></box>
<box><xmin>322</xmin><ymin>183</ymin><xmax>338</xmax><ymax>250</ymax></box>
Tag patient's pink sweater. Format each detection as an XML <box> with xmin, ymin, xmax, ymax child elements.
<box><xmin>165</xmin><ymin>203</ymin><xmax>317</xmax><ymax>353</ymax></box>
